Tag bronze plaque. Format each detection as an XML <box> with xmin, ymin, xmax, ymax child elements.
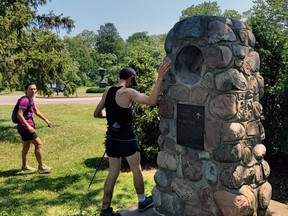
<box><xmin>177</xmin><ymin>104</ymin><xmax>204</xmax><ymax>150</ymax></box>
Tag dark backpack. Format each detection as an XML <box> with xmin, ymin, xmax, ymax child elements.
<box><xmin>11</xmin><ymin>96</ymin><xmax>32</xmax><ymax>124</ymax></box>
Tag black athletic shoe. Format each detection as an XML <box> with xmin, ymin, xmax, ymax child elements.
<box><xmin>100</xmin><ymin>207</ymin><xmax>121</xmax><ymax>216</ymax></box>
<box><xmin>138</xmin><ymin>195</ymin><xmax>154</xmax><ymax>212</ymax></box>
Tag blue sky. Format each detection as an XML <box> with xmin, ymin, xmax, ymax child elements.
<box><xmin>38</xmin><ymin>0</ymin><xmax>254</xmax><ymax>39</ymax></box>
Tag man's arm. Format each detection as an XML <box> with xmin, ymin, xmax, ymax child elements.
<box><xmin>130</xmin><ymin>58</ymin><xmax>170</xmax><ymax>106</ymax></box>
<box><xmin>17</xmin><ymin>109</ymin><xmax>34</xmax><ymax>132</ymax></box>
<box><xmin>34</xmin><ymin>107</ymin><xmax>52</xmax><ymax>127</ymax></box>
<box><xmin>94</xmin><ymin>90</ymin><xmax>108</xmax><ymax>118</ymax></box>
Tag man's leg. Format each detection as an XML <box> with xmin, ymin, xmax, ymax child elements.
<box><xmin>22</xmin><ymin>140</ymin><xmax>31</xmax><ymax>167</ymax></box>
<box><xmin>30</xmin><ymin>137</ymin><xmax>52</xmax><ymax>173</ymax></box>
<box><xmin>102</xmin><ymin>157</ymin><xmax>121</xmax><ymax>210</ymax></box>
<box><xmin>31</xmin><ymin>137</ymin><xmax>43</xmax><ymax>166</ymax></box>
<box><xmin>125</xmin><ymin>152</ymin><xmax>144</xmax><ymax>195</ymax></box>
<box><xmin>126</xmin><ymin>152</ymin><xmax>154</xmax><ymax>212</ymax></box>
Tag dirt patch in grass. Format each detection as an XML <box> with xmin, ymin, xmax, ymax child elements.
<box><xmin>141</xmin><ymin>169</ymin><xmax>157</xmax><ymax>177</ymax></box>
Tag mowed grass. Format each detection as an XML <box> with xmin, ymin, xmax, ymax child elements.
<box><xmin>0</xmin><ymin>104</ymin><xmax>155</xmax><ymax>216</ymax></box>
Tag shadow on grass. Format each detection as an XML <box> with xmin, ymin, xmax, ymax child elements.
<box><xmin>0</xmin><ymin>169</ymin><xmax>43</xmax><ymax>178</ymax></box>
<box><xmin>0</xmin><ymin>172</ymin><xmax>103</xmax><ymax>215</ymax></box>
<box><xmin>0</xmin><ymin>124</ymin><xmax>20</xmax><ymax>143</ymax></box>
<box><xmin>84</xmin><ymin>157</ymin><xmax>109</xmax><ymax>171</ymax></box>
<box><xmin>0</xmin><ymin>169</ymin><xmax>20</xmax><ymax>177</ymax></box>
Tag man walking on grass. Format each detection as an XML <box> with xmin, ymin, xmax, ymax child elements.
<box><xmin>94</xmin><ymin>57</ymin><xmax>170</xmax><ymax>216</ymax></box>
<box><xmin>16</xmin><ymin>82</ymin><xmax>52</xmax><ymax>174</ymax></box>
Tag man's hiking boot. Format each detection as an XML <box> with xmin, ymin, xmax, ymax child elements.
<box><xmin>138</xmin><ymin>195</ymin><xmax>154</xmax><ymax>212</ymax></box>
<box><xmin>100</xmin><ymin>207</ymin><xmax>121</xmax><ymax>216</ymax></box>
<box><xmin>38</xmin><ymin>165</ymin><xmax>52</xmax><ymax>174</ymax></box>
<box><xmin>21</xmin><ymin>165</ymin><xmax>37</xmax><ymax>172</ymax></box>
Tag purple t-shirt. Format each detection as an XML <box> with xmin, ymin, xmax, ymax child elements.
<box><xmin>17</xmin><ymin>97</ymin><xmax>35</xmax><ymax>130</ymax></box>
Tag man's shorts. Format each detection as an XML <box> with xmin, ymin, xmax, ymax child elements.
<box><xmin>105</xmin><ymin>138</ymin><xmax>140</xmax><ymax>158</ymax></box>
<box><xmin>17</xmin><ymin>129</ymin><xmax>38</xmax><ymax>141</ymax></box>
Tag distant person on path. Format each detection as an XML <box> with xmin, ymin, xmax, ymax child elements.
<box><xmin>16</xmin><ymin>82</ymin><xmax>52</xmax><ymax>174</ymax></box>
<box><xmin>94</xmin><ymin>57</ymin><xmax>170</xmax><ymax>216</ymax></box>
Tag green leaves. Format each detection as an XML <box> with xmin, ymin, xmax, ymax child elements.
<box><xmin>96</xmin><ymin>22</ymin><xmax>125</xmax><ymax>55</ymax></box>
<box><xmin>248</xmin><ymin>0</ymin><xmax>288</xmax><ymax>156</ymax></box>
<box><xmin>180</xmin><ymin>1</ymin><xmax>222</xmax><ymax>19</ymax></box>
<box><xmin>0</xmin><ymin>0</ymin><xmax>75</xmax><ymax>92</ymax></box>
<box><xmin>180</xmin><ymin>1</ymin><xmax>241</xmax><ymax>20</ymax></box>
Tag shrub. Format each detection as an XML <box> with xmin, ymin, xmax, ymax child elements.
<box><xmin>133</xmin><ymin>104</ymin><xmax>160</xmax><ymax>161</ymax></box>
<box><xmin>86</xmin><ymin>87</ymin><xmax>108</xmax><ymax>93</ymax></box>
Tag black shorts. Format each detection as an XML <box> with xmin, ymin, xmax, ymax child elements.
<box><xmin>105</xmin><ymin>138</ymin><xmax>140</xmax><ymax>158</ymax></box>
<box><xmin>17</xmin><ymin>129</ymin><xmax>38</xmax><ymax>141</ymax></box>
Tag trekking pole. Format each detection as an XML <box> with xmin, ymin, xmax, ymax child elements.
<box><xmin>88</xmin><ymin>150</ymin><xmax>106</xmax><ymax>189</ymax></box>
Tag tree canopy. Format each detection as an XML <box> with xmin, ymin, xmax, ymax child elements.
<box><xmin>96</xmin><ymin>22</ymin><xmax>125</xmax><ymax>55</ymax></box>
<box><xmin>0</xmin><ymin>0</ymin><xmax>75</xmax><ymax>93</ymax></box>
<box><xmin>180</xmin><ymin>1</ymin><xmax>242</xmax><ymax>19</ymax></box>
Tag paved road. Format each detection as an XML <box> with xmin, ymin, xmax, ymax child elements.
<box><xmin>0</xmin><ymin>95</ymin><xmax>101</xmax><ymax>105</ymax></box>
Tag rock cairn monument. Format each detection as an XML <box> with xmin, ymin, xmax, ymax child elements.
<box><xmin>153</xmin><ymin>16</ymin><xmax>272</xmax><ymax>216</ymax></box>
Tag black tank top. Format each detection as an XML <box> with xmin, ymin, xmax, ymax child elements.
<box><xmin>105</xmin><ymin>86</ymin><xmax>133</xmax><ymax>129</ymax></box>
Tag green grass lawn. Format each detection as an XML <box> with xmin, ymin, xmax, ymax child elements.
<box><xmin>0</xmin><ymin>104</ymin><xmax>155</xmax><ymax>216</ymax></box>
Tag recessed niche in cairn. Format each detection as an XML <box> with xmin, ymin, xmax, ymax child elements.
<box><xmin>153</xmin><ymin>16</ymin><xmax>272</xmax><ymax>216</ymax></box>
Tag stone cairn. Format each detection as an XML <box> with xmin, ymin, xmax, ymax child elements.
<box><xmin>153</xmin><ymin>16</ymin><xmax>272</xmax><ymax>216</ymax></box>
